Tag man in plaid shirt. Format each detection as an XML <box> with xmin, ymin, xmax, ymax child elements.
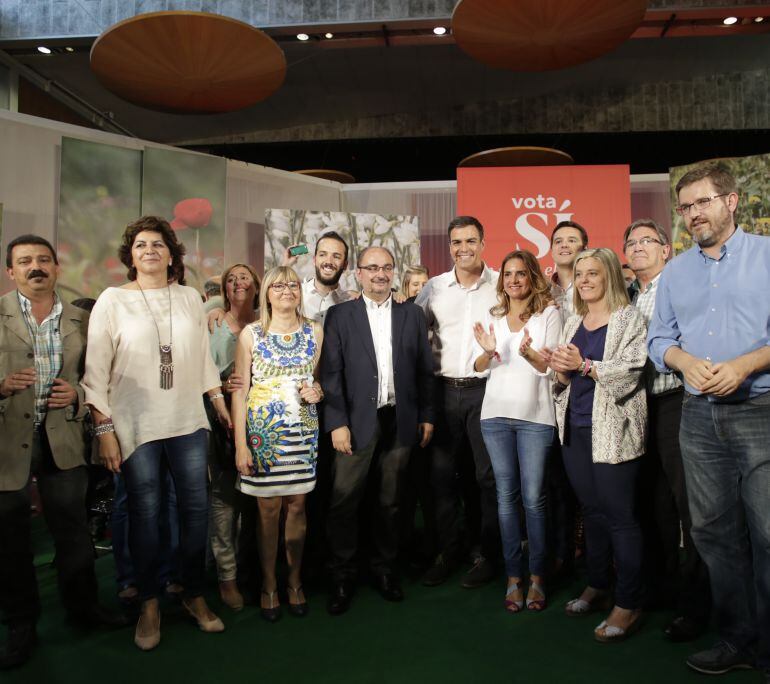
<box><xmin>623</xmin><ymin>219</ymin><xmax>710</xmax><ymax>643</ymax></box>
<box><xmin>0</xmin><ymin>235</ymin><xmax>124</xmax><ymax>669</ymax></box>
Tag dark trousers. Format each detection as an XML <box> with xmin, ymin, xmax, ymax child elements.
<box><xmin>0</xmin><ymin>427</ymin><xmax>97</xmax><ymax>627</ymax></box>
<box><xmin>547</xmin><ymin>440</ymin><xmax>578</xmax><ymax>568</ymax></box>
<box><xmin>326</xmin><ymin>407</ymin><xmax>411</xmax><ymax>580</ymax></box>
<box><xmin>639</xmin><ymin>389</ymin><xmax>710</xmax><ymax>620</ymax></box>
<box><xmin>562</xmin><ymin>424</ymin><xmax>643</xmax><ymax>609</ymax></box>
<box><xmin>429</xmin><ymin>381</ymin><xmax>500</xmax><ymax>562</ymax></box>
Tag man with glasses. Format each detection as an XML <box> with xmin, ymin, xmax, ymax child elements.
<box><xmin>320</xmin><ymin>247</ymin><xmax>434</xmax><ymax>614</ymax></box>
<box><xmin>624</xmin><ymin>219</ymin><xmax>710</xmax><ymax>643</ymax></box>
<box><xmin>649</xmin><ymin>164</ymin><xmax>770</xmax><ymax>680</ymax></box>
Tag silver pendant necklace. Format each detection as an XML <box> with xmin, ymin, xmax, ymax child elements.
<box><xmin>137</xmin><ymin>281</ymin><xmax>173</xmax><ymax>390</ymax></box>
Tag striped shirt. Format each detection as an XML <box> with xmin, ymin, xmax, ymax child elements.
<box><xmin>631</xmin><ymin>273</ymin><xmax>682</xmax><ymax>396</ymax></box>
<box><xmin>18</xmin><ymin>291</ymin><xmax>63</xmax><ymax>425</ymax></box>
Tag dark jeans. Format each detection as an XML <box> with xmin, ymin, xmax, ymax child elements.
<box><xmin>121</xmin><ymin>429</ymin><xmax>209</xmax><ymax>601</ymax></box>
<box><xmin>562</xmin><ymin>424</ymin><xmax>643</xmax><ymax>609</ymax></box>
<box><xmin>0</xmin><ymin>427</ymin><xmax>97</xmax><ymax>626</ymax></box>
<box><xmin>680</xmin><ymin>391</ymin><xmax>770</xmax><ymax>668</ymax></box>
<box><xmin>326</xmin><ymin>407</ymin><xmax>411</xmax><ymax>580</ymax></box>
<box><xmin>429</xmin><ymin>381</ymin><xmax>500</xmax><ymax>562</ymax></box>
<box><xmin>547</xmin><ymin>440</ymin><xmax>578</xmax><ymax>568</ymax></box>
<box><xmin>112</xmin><ymin>470</ymin><xmax>179</xmax><ymax>590</ymax></box>
<box><xmin>639</xmin><ymin>389</ymin><xmax>710</xmax><ymax>620</ymax></box>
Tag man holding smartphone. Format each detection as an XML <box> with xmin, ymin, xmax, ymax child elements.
<box><xmin>284</xmin><ymin>231</ymin><xmax>353</xmax><ymax>324</ymax></box>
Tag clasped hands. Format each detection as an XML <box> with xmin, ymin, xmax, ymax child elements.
<box><xmin>0</xmin><ymin>367</ymin><xmax>77</xmax><ymax>408</ymax></box>
<box><xmin>681</xmin><ymin>356</ymin><xmax>747</xmax><ymax>397</ymax></box>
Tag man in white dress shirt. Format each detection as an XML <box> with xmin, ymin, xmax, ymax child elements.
<box><xmin>415</xmin><ymin>216</ymin><xmax>501</xmax><ymax>588</ymax></box>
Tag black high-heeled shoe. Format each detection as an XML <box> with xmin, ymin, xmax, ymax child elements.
<box><xmin>260</xmin><ymin>590</ymin><xmax>282</xmax><ymax>623</ymax></box>
<box><xmin>287</xmin><ymin>586</ymin><xmax>309</xmax><ymax>617</ymax></box>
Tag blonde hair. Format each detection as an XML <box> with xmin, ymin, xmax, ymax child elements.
<box><xmin>257</xmin><ymin>266</ymin><xmax>306</xmax><ymax>333</ymax></box>
<box><xmin>221</xmin><ymin>263</ymin><xmax>261</xmax><ymax>312</ymax></box>
<box><xmin>490</xmin><ymin>250</ymin><xmax>553</xmax><ymax>322</ymax></box>
<box><xmin>400</xmin><ymin>264</ymin><xmax>429</xmax><ymax>298</ymax></box>
<box><xmin>572</xmin><ymin>248</ymin><xmax>630</xmax><ymax>316</ymax></box>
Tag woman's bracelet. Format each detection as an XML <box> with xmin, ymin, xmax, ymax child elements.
<box><xmin>580</xmin><ymin>358</ymin><xmax>593</xmax><ymax>377</ymax></box>
<box><xmin>93</xmin><ymin>421</ymin><xmax>115</xmax><ymax>436</ymax></box>
<box><xmin>209</xmin><ymin>392</ymin><xmax>225</xmax><ymax>401</ymax></box>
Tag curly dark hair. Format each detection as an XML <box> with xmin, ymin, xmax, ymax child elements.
<box><xmin>118</xmin><ymin>216</ymin><xmax>186</xmax><ymax>285</ymax></box>
<box><xmin>490</xmin><ymin>250</ymin><xmax>553</xmax><ymax>322</ymax></box>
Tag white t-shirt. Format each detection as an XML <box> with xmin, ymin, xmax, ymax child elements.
<box><xmin>477</xmin><ymin>305</ymin><xmax>562</xmax><ymax>426</ymax></box>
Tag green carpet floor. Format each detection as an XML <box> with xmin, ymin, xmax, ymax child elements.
<box><xmin>2</xmin><ymin>524</ymin><xmax>762</xmax><ymax>684</ymax></box>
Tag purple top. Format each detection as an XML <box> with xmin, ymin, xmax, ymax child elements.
<box><xmin>568</xmin><ymin>322</ymin><xmax>608</xmax><ymax>428</ymax></box>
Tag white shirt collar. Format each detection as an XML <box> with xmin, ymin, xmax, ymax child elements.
<box><xmin>362</xmin><ymin>292</ymin><xmax>392</xmax><ymax>310</ymax></box>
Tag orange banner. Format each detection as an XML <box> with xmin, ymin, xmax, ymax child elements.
<box><xmin>457</xmin><ymin>165</ymin><xmax>632</xmax><ymax>277</ymax></box>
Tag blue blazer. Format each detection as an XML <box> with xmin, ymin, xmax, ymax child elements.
<box><xmin>320</xmin><ymin>297</ymin><xmax>434</xmax><ymax>451</ymax></box>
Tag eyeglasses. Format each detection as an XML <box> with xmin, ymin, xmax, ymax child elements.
<box><xmin>269</xmin><ymin>282</ymin><xmax>300</xmax><ymax>292</ymax></box>
<box><xmin>675</xmin><ymin>194</ymin><xmax>729</xmax><ymax>216</ymax></box>
<box><xmin>359</xmin><ymin>264</ymin><xmax>394</xmax><ymax>273</ymax></box>
<box><xmin>624</xmin><ymin>237</ymin><xmax>664</xmax><ymax>250</ymax></box>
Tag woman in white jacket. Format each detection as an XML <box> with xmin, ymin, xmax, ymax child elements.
<box><xmin>546</xmin><ymin>247</ymin><xmax>647</xmax><ymax>643</ymax></box>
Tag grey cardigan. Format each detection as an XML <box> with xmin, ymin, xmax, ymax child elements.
<box><xmin>553</xmin><ymin>305</ymin><xmax>648</xmax><ymax>464</ymax></box>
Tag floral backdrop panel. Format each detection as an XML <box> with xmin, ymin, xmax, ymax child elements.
<box><xmin>264</xmin><ymin>210</ymin><xmax>420</xmax><ymax>292</ymax></box>
<box><xmin>57</xmin><ymin>137</ymin><xmax>142</xmax><ymax>300</ymax></box>
<box><xmin>669</xmin><ymin>153</ymin><xmax>770</xmax><ymax>254</ymax></box>
<box><xmin>142</xmin><ymin>148</ymin><xmax>227</xmax><ymax>292</ymax></box>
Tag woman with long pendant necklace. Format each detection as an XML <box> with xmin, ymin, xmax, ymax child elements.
<box><xmin>83</xmin><ymin>216</ymin><xmax>232</xmax><ymax>651</ymax></box>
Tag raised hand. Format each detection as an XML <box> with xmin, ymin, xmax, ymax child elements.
<box><xmin>473</xmin><ymin>322</ymin><xmax>497</xmax><ymax>355</ymax></box>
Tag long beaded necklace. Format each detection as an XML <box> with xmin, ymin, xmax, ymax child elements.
<box><xmin>136</xmin><ymin>281</ymin><xmax>174</xmax><ymax>390</ymax></box>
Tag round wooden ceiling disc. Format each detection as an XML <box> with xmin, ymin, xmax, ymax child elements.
<box><xmin>452</xmin><ymin>0</ymin><xmax>648</xmax><ymax>72</ymax></box>
<box><xmin>295</xmin><ymin>169</ymin><xmax>357</xmax><ymax>184</ymax></box>
<box><xmin>458</xmin><ymin>147</ymin><xmax>574</xmax><ymax>167</ymax></box>
<box><xmin>90</xmin><ymin>11</ymin><xmax>286</xmax><ymax>114</ymax></box>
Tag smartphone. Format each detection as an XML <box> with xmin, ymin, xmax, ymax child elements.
<box><xmin>289</xmin><ymin>244</ymin><xmax>309</xmax><ymax>256</ymax></box>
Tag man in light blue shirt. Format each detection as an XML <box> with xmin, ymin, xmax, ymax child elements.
<box><xmin>648</xmin><ymin>164</ymin><xmax>770</xmax><ymax>679</ymax></box>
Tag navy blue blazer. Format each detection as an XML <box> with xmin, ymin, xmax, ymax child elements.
<box><xmin>320</xmin><ymin>297</ymin><xmax>434</xmax><ymax>451</ymax></box>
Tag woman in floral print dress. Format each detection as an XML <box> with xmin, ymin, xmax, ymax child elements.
<box><xmin>231</xmin><ymin>266</ymin><xmax>324</xmax><ymax>621</ymax></box>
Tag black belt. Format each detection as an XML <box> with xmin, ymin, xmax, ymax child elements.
<box><xmin>442</xmin><ymin>376</ymin><xmax>486</xmax><ymax>388</ymax></box>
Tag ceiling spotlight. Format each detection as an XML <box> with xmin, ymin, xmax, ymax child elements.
<box><xmin>433</xmin><ymin>26</ymin><xmax>447</xmax><ymax>35</ymax></box>
<box><xmin>722</xmin><ymin>16</ymin><xmax>738</xmax><ymax>25</ymax></box>
<box><xmin>37</xmin><ymin>46</ymin><xmax>52</xmax><ymax>54</ymax></box>
<box><xmin>297</xmin><ymin>33</ymin><xmax>310</xmax><ymax>41</ymax></box>
<box><xmin>754</xmin><ymin>16</ymin><xmax>764</xmax><ymax>23</ymax></box>
<box><xmin>324</xmin><ymin>32</ymin><xmax>334</xmax><ymax>39</ymax></box>
<box><xmin>65</xmin><ymin>46</ymin><xmax>75</xmax><ymax>52</ymax></box>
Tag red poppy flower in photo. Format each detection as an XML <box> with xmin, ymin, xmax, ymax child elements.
<box><xmin>170</xmin><ymin>198</ymin><xmax>213</xmax><ymax>230</ymax></box>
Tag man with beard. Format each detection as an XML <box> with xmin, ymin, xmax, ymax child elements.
<box><xmin>649</xmin><ymin>164</ymin><xmax>770</xmax><ymax>681</ymax></box>
<box><xmin>288</xmin><ymin>231</ymin><xmax>353</xmax><ymax>323</ymax></box>
<box><xmin>1</xmin><ymin>235</ymin><xmax>125</xmax><ymax>669</ymax></box>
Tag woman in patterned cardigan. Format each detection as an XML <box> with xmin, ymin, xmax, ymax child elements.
<box><xmin>545</xmin><ymin>247</ymin><xmax>647</xmax><ymax>643</ymax></box>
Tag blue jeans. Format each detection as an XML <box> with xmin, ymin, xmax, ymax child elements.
<box><xmin>121</xmin><ymin>429</ymin><xmax>209</xmax><ymax>601</ymax></box>
<box><xmin>112</xmin><ymin>469</ymin><xmax>180</xmax><ymax>590</ymax></box>
<box><xmin>480</xmin><ymin>417</ymin><xmax>554</xmax><ymax>578</ymax></box>
<box><xmin>679</xmin><ymin>391</ymin><xmax>770</xmax><ymax>667</ymax></box>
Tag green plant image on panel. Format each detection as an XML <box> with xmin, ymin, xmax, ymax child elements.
<box><xmin>264</xmin><ymin>210</ymin><xmax>420</xmax><ymax>292</ymax></box>
<box><xmin>142</xmin><ymin>148</ymin><xmax>226</xmax><ymax>293</ymax></box>
<box><xmin>57</xmin><ymin>137</ymin><xmax>142</xmax><ymax>300</ymax></box>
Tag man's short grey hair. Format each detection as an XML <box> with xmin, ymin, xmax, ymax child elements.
<box><xmin>623</xmin><ymin>219</ymin><xmax>671</xmax><ymax>247</ymax></box>
<box><xmin>357</xmin><ymin>245</ymin><xmax>395</xmax><ymax>266</ymax></box>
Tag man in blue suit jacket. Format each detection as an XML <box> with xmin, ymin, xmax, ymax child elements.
<box><xmin>320</xmin><ymin>246</ymin><xmax>434</xmax><ymax>615</ymax></box>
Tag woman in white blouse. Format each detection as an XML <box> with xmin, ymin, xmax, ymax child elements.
<box><xmin>473</xmin><ymin>250</ymin><xmax>561</xmax><ymax>613</ymax></box>
<box><xmin>82</xmin><ymin>216</ymin><xmax>231</xmax><ymax>651</ymax></box>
